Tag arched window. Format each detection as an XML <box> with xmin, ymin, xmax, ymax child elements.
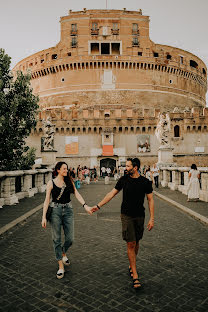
<box><xmin>174</xmin><ymin>125</ymin><xmax>180</xmax><ymax>137</ymax></box>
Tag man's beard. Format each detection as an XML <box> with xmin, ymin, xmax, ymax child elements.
<box><xmin>127</xmin><ymin>169</ymin><xmax>134</xmax><ymax>176</ymax></box>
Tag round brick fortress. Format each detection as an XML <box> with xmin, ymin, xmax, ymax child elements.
<box><xmin>13</xmin><ymin>9</ymin><xmax>208</xmax><ymax>167</ymax></box>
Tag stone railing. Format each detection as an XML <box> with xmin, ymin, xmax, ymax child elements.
<box><xmin>0</xmin><ymin>169</ymin><xmax>52</xmax><ymax>208</ymax></box>
<box><xmin>160</xmin><ymin>167</ymin><xmax>208</xmax><ymax>202</ymax></box>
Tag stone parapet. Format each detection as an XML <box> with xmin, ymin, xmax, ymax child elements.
<box><xmin>160</xmin><ymin>167</ymin><xmax>208</xmax><ymax>202</ymax></box>
<box><xmin>0</xmin><ymin>169</ymin><xmax>52</xmax><ymax>207</ymax></box>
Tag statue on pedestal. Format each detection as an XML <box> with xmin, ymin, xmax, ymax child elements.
<box><xmin>155</xmin><ymin>113</ymin><xmax>171</xmax><ymax>147</ymax></box>
<box><xmin>42</xmin><ymin>117</ymin><xmax>55</xmax><ymax>151</ymax></box>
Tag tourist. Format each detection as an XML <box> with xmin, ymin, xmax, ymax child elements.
<box><xmin>101</xmin><ymin>166</ymin><xmax>106</xmax><ymax>178</ymax></box>
<box><xmin>187</xmin><ymin>164</ymin><xmax>200</xmax><ymax>202</ymax></box>
<box><xmin>106</xmin><ymin>167</ymin><xmax>111</xmax><ymax>177</ymax></box>
<box><xmin>145</xmin><ymin>166</ymin><xmax>154</xmax><ymax>184</ymax></box>
<box><xmin>92</xmin><ymin>158</ymin><xmax>154</xmax><ymax>289</ymax></box>
<box><xmin>41</xmin><ymin>161</ymin><xmax>95</xmax><ymax>279</ymax></box>
<box><xmin>151</xmin><ymin>163</ymin><xmax>160</xmax><ymax>188</ymax></box>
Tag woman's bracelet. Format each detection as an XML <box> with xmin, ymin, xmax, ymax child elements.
<box><xmin>82</xmin><ymin>203</ymin><xmax>87</xmax><ymax>207</ymax></box>
<box><xmin>96</xmin><ymin>204</ymin><xmax>101</xmax><ymax>210</ymax></box>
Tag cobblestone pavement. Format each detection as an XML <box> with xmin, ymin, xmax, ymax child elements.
<box><xmin>154</xmin><ymin>187</ymin><xmax>208</xmax><ymax>218</ymax></box>
<box><xmin>0</xmin><ymin>193</ymin><xmax>45</xmax><ymax>228</ymax></box>
<box><xmin>0</xmin><ymin>182</ymin><xmax>207</xmax><ymax>312</ymax></box>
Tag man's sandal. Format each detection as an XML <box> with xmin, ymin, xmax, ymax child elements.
<box><xmin>128</xmin><ymin>267</ymin><xmax>133</xmax><ymax>278</ymax></box>
<box><xmin>56</xmin><ymin>268</ymin><xmax>64</xmax><ymax>279</ymax></box>
<box><xmin>133</xmin><ymin>278</ymin><xmax>142</xmax><ymax>289</ymax></box>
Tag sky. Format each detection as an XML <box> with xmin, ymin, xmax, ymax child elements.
<box><xmin>1</xmin><ymin>0</ymin><xmax>208</xmax><ymax>102</ymax></box>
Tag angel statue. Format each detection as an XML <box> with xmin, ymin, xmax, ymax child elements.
<box><xmin>42</xmin><ymin>117</ymin><xmax>55</xmax><ymax>151</ymax></box>
<box><xmin>155</xmin><ymin>113</ymin><xmax>171</xmax><ymax>147</ymax></box>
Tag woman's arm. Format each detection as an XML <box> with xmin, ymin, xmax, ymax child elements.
<box><xmin>74</xmin><ymin>187</ymin><xmax>94</xmax><ymax>215</ymax></box>
<box><xmin>41</xmin><ymin>181</ymin><xmax>53</xmax><ymax>228</ymax></box>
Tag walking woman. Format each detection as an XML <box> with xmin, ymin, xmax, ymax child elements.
<box><xmin>187</xmin><ymin>164</ymin><xmax>200</xmax><ymax>202</ymax></box>
<box><xmin>41</xmin><ymin>161</ymin><xmax>93</xmax><ymax>279</ymax></box>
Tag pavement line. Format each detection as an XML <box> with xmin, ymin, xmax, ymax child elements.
<box><xmin>154</xmin><ymin>191</ymin><xmax>208</xmax><ymax>226</ymax></box>
<box><xmin>0</xmin><ymin>203</ymin><xmax>43</xmax><ymax>236</ymax></box>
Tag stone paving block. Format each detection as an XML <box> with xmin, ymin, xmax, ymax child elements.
<box><xmin>0</xmin><ymin>183</ymin><xmax>208</xmax><ymax>311</ymax></box>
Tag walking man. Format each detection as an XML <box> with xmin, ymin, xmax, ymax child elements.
<box><xmin>93</xmin><ymin>158</ymin><xmax>154</xmax><ymax>289</ymax></box>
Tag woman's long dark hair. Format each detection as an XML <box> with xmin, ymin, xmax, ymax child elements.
<box><xmin>191</xmin><ymin>164</ymin><xmax>197</xmax><ymax>170</ymax></box>
<box><xmin>53</xmin><ymin>162</ymin><xmax>75</xmax><ymax>193</ymax></box>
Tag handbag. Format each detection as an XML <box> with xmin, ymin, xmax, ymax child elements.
<box><xmin>46</xmin><ymin>181</ymin><xmax>66</xmax><ymax>222</ymax></box>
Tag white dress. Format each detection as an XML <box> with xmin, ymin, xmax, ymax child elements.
<box><xmin>187</xmin><ymin>169</ymin><xmax>200</xmax><ymax>199</ymax></box>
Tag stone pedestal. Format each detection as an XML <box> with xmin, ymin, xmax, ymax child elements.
<box><xmin>158</xmin><ymin>147</ymin><xmax>174</xmax><ymax>166</ymax></box>
<box><xmin>41</xmin><ymin>150</ymin><xmax>57</xmax><ymax>167</ymax></box>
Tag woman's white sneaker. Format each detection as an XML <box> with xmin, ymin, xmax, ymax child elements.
<box><xmin>56</xmin><ymin>268</ymin><xmax>64</xmax><ymax>279</ymax></box>
<box><xmin>62</xmin><ymin>256</ymin><xmax>70</xmax><ymax>266</ymax></box>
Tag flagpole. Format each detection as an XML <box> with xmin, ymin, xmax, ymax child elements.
<box><xmin>106</xmin><ymin>0</ymin><xmax>107</xmax><ymax>9</ymax></box>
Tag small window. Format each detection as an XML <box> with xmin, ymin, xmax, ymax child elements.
<box><xmin>61</xmin><ymin>78</ymin><xmax>65</xmax><ymax>82</ymax></box>
<box><xmin>92</xmin><ymin>23</ymin><xmax>98</xmax><ymax>30</ymax></box>
<box><xmin>104</xmin><ymin>112</ymin><xmax>110</xmax><ymax>118</ymax></box>
<box><xmin>138</xmin><ymin>52</ymin><xmax>142</xmax><ymax>56</ymax></box>
<box><xmin>52</xmin><ymin>54</ymin><xmax>57</xmax><ymax>60</ymax></box>
<box><xmin>180</xmin><ymin>56</ymin><xmax>184</xmax><ymax>64</ymax></box>
<box><xmin>167</xmin><ymin>54</ymin><xmax>172</xmax><ymax>60</ymax></box>
<box><xmin>132</xmin><ymin>37</ymin><xmax>138</xmax><ymax>46</ymax></box>
<box><xmin>101</xmin><ymin>43</ymin><xmax>110</xmax><ymax>55</ymax></box>
<box><xmin>112</xmin><ymin>43</ymin><xmax>120</xmax><ymax>55</ymax></box>
<box><xmin>154</xmin><ymin>52</ymin><xmax>159</xmax><ymax>57</ymax></box>
<box><xmin>113</xmin><ymin>23</ymin><xmax>118</xmax><ymax>30</ymax></box>
<box><xmin>71</xmin><ymin>24</ymin><xmax>77</xmax><ymax>32</ymax></box>
<box><xmin>67</xmin><ymin>52</ymin><xmax>71</xmax><ymax>56</ymax></box>
<box><xmin>190</xmin><ymin>60</ymin><xmax>198</xmax><ymax>68</ymax></box>
<box><xmin>91</xmin><ymin>43</ymin><xmax>99</xmax><ymax>55</ymax></box>
<box><xmin>174</xmin><ymin>125</ymin><xmax>180</xmax><ymax>137</ymax></box>
<box><xmin>169</xmin><ymin>79</ymin><xmax>173</xmax><ymax>84</ymax></box>
<box><xmin>132</xmin><ymin>23</ymin><xmax>138</xmax><ymax>31</ymax></box>
<box><xmin>71</xmin><ymin>37</ymin><xmax>77</xmax><ymax>47</ymax></box>
<box><xmin>40</xmin><ymin>59</ymin><xmax>44</xmax><ymax>63</ymax></box>
<box><xmin>202</xmin><ymin>68</ymin><xmax>206</xmax><ymax>75</ymax></box>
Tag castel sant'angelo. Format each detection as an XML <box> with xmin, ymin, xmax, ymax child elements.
<box><xmin>13</xmin><ymin>8</ymin><xmax>208</xmax><ymax>169</ymax></box>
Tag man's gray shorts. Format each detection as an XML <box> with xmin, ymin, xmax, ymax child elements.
<box><xmin>121</xmin><ymin>214</ymin><xmax>145</xmax><ymax>243</ymax></box>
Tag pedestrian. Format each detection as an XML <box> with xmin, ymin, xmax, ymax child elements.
<box><xmin>187</xmin><ymin>164</ymin><xmax>200</xmax><ymax>202</ymax></box>
<box><xmin>92</xmin><ymin>158</ymin><xmax>154</xmax><ymax>289</ymax></box>
<box><xmin>41</xmin><ymin>161</ymin><xmax>94</xmax><ymax>279</ymax></box>
<box><xmin>151</xmin><ymin>163</ymin><xmax>159</xmax><ymax>188</ymax></box>
<box><xmin>145</xmin><ymin>166</ymin><xmax>154</xmax><ymax>184</ymax></box>
<box><xmin>106</xmin><ymin>167</ymin><xmax>111</xmax><ymax>177</ymax></box>
<box><xmin>101</xmin><ymin>166</ymin><xmax>106</xmax><ymax>178</ymax></box>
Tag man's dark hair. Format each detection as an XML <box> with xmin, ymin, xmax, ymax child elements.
<box><xmin>191</xmin><ymin>163</ymin><xmax>197</xmax><ymax>170</ymax></box>
<box><xmin>127</xmin><ymin>157</ymin><xmax>140</xmax><ymax>170</ymax></box>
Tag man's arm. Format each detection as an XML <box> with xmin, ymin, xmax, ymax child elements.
<box><xmin>96</xmin><ymin>188</ymin><xmax>119</xmax><ymax>209</ymax></box>
<box><xmin>146</xmin><ymin>193</ymin><xmax>154</xmax><ymax>231</ymax></box>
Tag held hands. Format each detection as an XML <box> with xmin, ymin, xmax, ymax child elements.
<box><xmin>84</xmin><ymin>205</ymin><xmax>99</xmax><ymax>215</ymax></box>
<box><xmin>147</xmin><ymin>218</ymin><xmax>154</xmax><ymax>231</ymax></box>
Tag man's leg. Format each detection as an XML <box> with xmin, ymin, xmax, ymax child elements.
<box><xmin>127</xmin><ymin>241</ymin><xmax>138</xmax><ymax>279</ymax></box>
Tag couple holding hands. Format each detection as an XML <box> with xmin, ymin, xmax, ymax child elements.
<box><xmin>42</xmin><ymin>158</ymin><xmax>154</xmax><ymax>289</ymax></box>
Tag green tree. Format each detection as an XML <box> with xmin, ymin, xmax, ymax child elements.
<box><xmin>0</xmin><ymin>49</ymin><xmax>39</xmax><ymax>171</ymax></box>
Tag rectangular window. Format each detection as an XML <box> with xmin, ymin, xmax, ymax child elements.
<box><xmin>132</xmin><ymin>23</ymin><xmax>138</xmax><ymax>31</ymax></box>
<box><xmin>71</xmin><ymin>37</ymin><xmax>77</xmax><ymax>47</ymax></box>
<box><xmin>113</xmin><ymin>23</ymin><xmax>118</xmax><ymax>30</ymax></box>
<box><xmin>111</xmin><ymin>43</ymin><xmax>120</xmax><ymax>55</ymax></box>
<box><xmin>132</xmin><ymin>37</ymin><xmax>138</xmax><ymax>46</ymax></box>
<box><xmin>180</xmin><ymin>56</ymin><xmax>184</xmax><ymax>64</ymax></box>
<box><xmin>92</xmin><ymin>23</ymin><xmax>98</xmax><ymax>30</ymax></box>
<box><xmin>138</xmin><ymin>52</ymin><xmax>142</xmax><ymax>56</ymax></box>
<box><xmin>101</xmin><ymin>43</ymin><xmax>110</xmax><ymax>55</ymax></box>
<box><xmin>71</xmin><ymin>24</ymin><xmax>77</xmax><ymax>31</ymax></box>
<box><xmin>91</xmin><ymin>43</ymin><xmax>99</xmax><ymax>54</ymax></box>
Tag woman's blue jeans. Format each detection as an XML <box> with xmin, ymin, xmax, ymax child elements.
<box><xmin>50</xmin><ymin>202</ymin><xmax>74</xmax><ymax>261</ymax></box>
